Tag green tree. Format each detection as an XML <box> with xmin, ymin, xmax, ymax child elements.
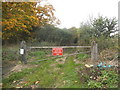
<box><xmin>2</xmin><ymin>2</ymin><xmax>59</xmax><ymax>44</ymax></box>
<box><xmin>78</xmin><ymin>23</ymin><xmax>94</xmax><ymax>46</ymax></box>
<box><xmin>92</xmin><ymin>16</ymin><xmax>117</xmax><ymax>38</ymax></box>
<box><xmin>68</xmin><ymin>27</ymin><xmax>79</xmax><ymax>45</ymax></box>
<box><xmin>34</xmin><ymin>24</ymin><xmax>73</xmax><ymax>46</ymax></box>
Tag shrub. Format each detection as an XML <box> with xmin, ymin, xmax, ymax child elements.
<box><xmin>2</xmin><ymin>48</ymin><xmax>19</xmax><ymax>61</ymax></box>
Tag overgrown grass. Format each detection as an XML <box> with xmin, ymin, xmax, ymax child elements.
<box><xmin>17</xmin><ymin>56</ymin><xmax>85</xmax><ymax>88</ymax></box>
<box><xmin>56</xmin><ymin>56</ymin><xmax>84</xmax><ymax>88</ymax></box>
<box><xmin>3</xmin><ymin>68</ymin><xmax>38</xmax><ymax>88</ymax></box>
<box><xmin>3</xmin><ymin>52</ymin><xmax>87</xmax><ymax>88</ymax></box>
<box><xmin>2</xmin><ymin>46</ymin><xmax>19</xmax><ymax>61</ymax></box>
<box><xmin>2</xmin><ymin>45</ymin><xmax>20</xmax><ymax>75</ymax></box>
<box><xmin>28</xmin><ymin>50</ymin><xmax>54</xmax><ymax>61</ymax></box>
<box><xmin>76</xmin><ymin>53</ymin><xmax>90</xmax><ymax>60</ymax></box>
<box><xmin>2</xmin><ymin>50</ymin><xmax>118</xmax><ymax>88</ymax></box>
<box><xmin>87</xmin><ymin>70</ymin><xmax>118</xmax><ymax>88</ymax></box>
<box><xmin>29</xmin><ymin>51</ymin><xmax>45</xmax><ymax>56</ymax></box>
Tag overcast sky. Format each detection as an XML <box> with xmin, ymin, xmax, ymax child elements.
<box><xmin>48</xmin><ymin>0</ymin><xmax>120</xmax><ymax>28</ymax></box>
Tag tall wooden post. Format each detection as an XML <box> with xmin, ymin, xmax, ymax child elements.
<box><xmin>91</xmin><ymin>41</ymin><xmax>98</xmax><ymax>60</ymax></box>
<box><xmin>20</xmin><ymin>41</ymin><xmax>27</xmax><ymax>64</ymax></box>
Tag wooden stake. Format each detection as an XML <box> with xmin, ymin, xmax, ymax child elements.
<box><xmin>20</xmin><ymin>41</ymin><xmax>27</xmax><ymax>64</ymax></box>
<box><xmin>91</xmin><ymin>41</ymin><xmax>98</xmax><ymax>60</ymax></box>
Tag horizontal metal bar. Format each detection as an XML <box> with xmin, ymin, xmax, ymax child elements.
<box><xmin>29</xmin><ymin>46</ymin><xmax>91</xmax><ymax>49</ymax></box>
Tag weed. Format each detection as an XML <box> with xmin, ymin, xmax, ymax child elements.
<box><xmin>76</xmin><ymin>53</ymin><xmax>89</xmax><ymax>60</ymax></box>
<box><xmin>56</xmin><ymin>64</ymin><xmax>64</xmax><ymax>68</ymax></box>
<box><xmin>29</xmin><ymin>51</ymin><xmax>45</xmax><ymax>57</ymax></box>
<box><xmin>88</xmin><ymin>80</ymin><xmax>102</xmax><ymax>88</ymax></box>
<box><xmin>2</xmin><ymin>48</ymin><xmax>19</xmax><ymax>61</ymax></box>
<box><xmin>87</xmin><ymin>69</ymin><xmax>118</xmax><ymax>88</ymax></box>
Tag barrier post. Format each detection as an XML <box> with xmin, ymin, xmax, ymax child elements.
<box><xmin>91</xmin><ymin>41</ymin><xmax>98</xmax><ymax>60</ymax></box>
<box><xmin>20</xmin><ymin>41</ymin><xmax>27</xmax><ymax>64</ymax></box>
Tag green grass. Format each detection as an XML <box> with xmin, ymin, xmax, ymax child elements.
<box><xmin>76</xmin><ymin>53</ymin><xmax>90</xmax><ymax>60</ymax></box>
<box><xmin>3</xmin><ymin>52</ymin><xmax>87</xmax><ymax>88</ymax></box>
<box><xmin>20</xmin><ymin>56</ymin><xmax>85</xmax><ymax>88</ymax></box>
<box><xmin>57</xmin><ymin>56</ymin><xmax>84</xmax><ymax>88</ymax></box>
<box><xmin>2</xmin><ymin>46</ymin><xmax>19</xmax><ymax>61</ymax></box>
<box><xmin>3</xmin><ymin>68</ymin><xmax>38</xmax><ymax>88</ymax></box>
<box><xmin>56</xmin><ymin>64</ymin><xmax>64</xmax><ymax>68</ymax></box>
<box><xmin>2</xmin><ymin>50</ymin><xmax>118</xmax><ymax>88</ymax></box>
<box><xmin>28</xmin><ymin>51</ymin><xmax>46</xmax><ymax>58</ymax></box>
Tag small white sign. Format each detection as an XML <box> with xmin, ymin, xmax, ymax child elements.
<box><xmin>20</xmin><ymin>49</ymin><xmax>24</xmax><ymax>55</ymax></box>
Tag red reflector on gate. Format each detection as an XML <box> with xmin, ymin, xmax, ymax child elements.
<box><xmin>52</xmin><ymin>48</ymin><xmax>63</xmax><ymax>56</ymax></box>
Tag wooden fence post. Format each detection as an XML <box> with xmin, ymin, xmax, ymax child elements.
<box><xmin>20</xmin><ymin>41</ymin><xmax>27</xmax><ymax>64</ymax></box>
<box><xmin>91</xmin><ymin>41</ymin><xmax>98</xmax><ymax>60</ymax></box>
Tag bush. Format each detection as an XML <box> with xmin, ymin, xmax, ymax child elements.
<box><xmin>96</xmin><ymin>36</ymin><xmax>118</xmax><ymax>52</ymax></box>
<box><xmin>87</xmin><ymin>69</ymin><xmax>118</xmax><ymax>88</ymax></box>
<box><xmin>2</xmin><ymin>48</ymin><xmax>19</xmax><ymax>61</ymax></box>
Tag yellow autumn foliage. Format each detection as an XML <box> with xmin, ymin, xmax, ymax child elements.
<box><xmin>2</xmin><ymin>2</ymin><xmax>60</xmax><ymax>40</ymax></box>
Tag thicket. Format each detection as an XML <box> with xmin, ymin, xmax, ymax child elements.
<box><xmin>29</xmin><ymin>16</ymin><xmax>118</xmax><ymax>53</ymax></box>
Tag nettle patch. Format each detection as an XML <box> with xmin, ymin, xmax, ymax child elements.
<box><xmin>77</xmin><ymin>66</ymin><xmax>118</xmax><ymax>88</ymax></box>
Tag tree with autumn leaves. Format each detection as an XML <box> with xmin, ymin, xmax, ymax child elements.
<box><xmin>2</xmin><ymin>2</ymin><xmax>60</xmax><ymax>44</ymax></box>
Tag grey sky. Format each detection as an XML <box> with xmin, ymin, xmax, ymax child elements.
<box><xmin>48</xmin><ymin>0</ymin><xmax>120</xmax><ymax>28</ymax></box>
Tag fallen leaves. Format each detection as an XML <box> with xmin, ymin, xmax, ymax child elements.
<box><xmin>31</xmin><ymin>85</ymin><xmax>38</xmax><ymax>88</ymax></box>
<box><xmin>16</xmin><ymin>83</ymin><xmax>23</xmax><ymax>88</ymax></box>
<box><xmin>12</xmin><ymin>80</ymin><xmax>17</xmax><ymax>83</ymax></box>
<box><xmin>30</xmin><ymin>81</ymin><xmax>40</xmax><ymax>88</ymax></box>
<box><xmin>19</xmin><ymin>81</ymin><xmax>29</xmax><ymax>84</ymax></box>
<box><xmin>63</xmin><ymin>81</ymin><xmax>66</xmax><ymax>85</ymax></box>
<box><xmin>75</xmin><ymin>81</ymin><xmax>78</xmax><ymax>83</ymax></box>
<box><xmin>34</xmin><ymin>81</ymin><xmax>40</xmax><ymax>84</ymax></box>
<box><xmin>61</xmin><ymin>72</ymin><xmax>64</xmax><ymax>75</ymax></box>
<box><xmin>0</xmin><ymin>83</ymin><xmax>3</xmax><ymax>88</ymax></box>
<box><xmin>85</xmin><ymin>64</ymin><xmax>94</xmax><ymax>68</ymax></box>
<box><xmin>14</xmin><ymin>80</ymin><xmax>40</xmax><ymax>88</ymax></box>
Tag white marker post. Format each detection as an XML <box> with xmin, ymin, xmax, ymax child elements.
<box><xmin>20</xmin><ymin>49</ymin><xmax>24</xmax><ymax>55</ymax></box>
<box><xmin>20</xmin><ymin>41</ymin><xmax>27</xmax><ymax>64</ymax></box>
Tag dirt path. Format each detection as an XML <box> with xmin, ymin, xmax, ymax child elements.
<box><xmin>3</xmin><ymin>57</ymin><xmax>39</xmax><ymax>78</ymax></box>
<box><xmin>3</xmin><ymin>63</ymin><xmax>38</xmax><ymax>78</ymax></box>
